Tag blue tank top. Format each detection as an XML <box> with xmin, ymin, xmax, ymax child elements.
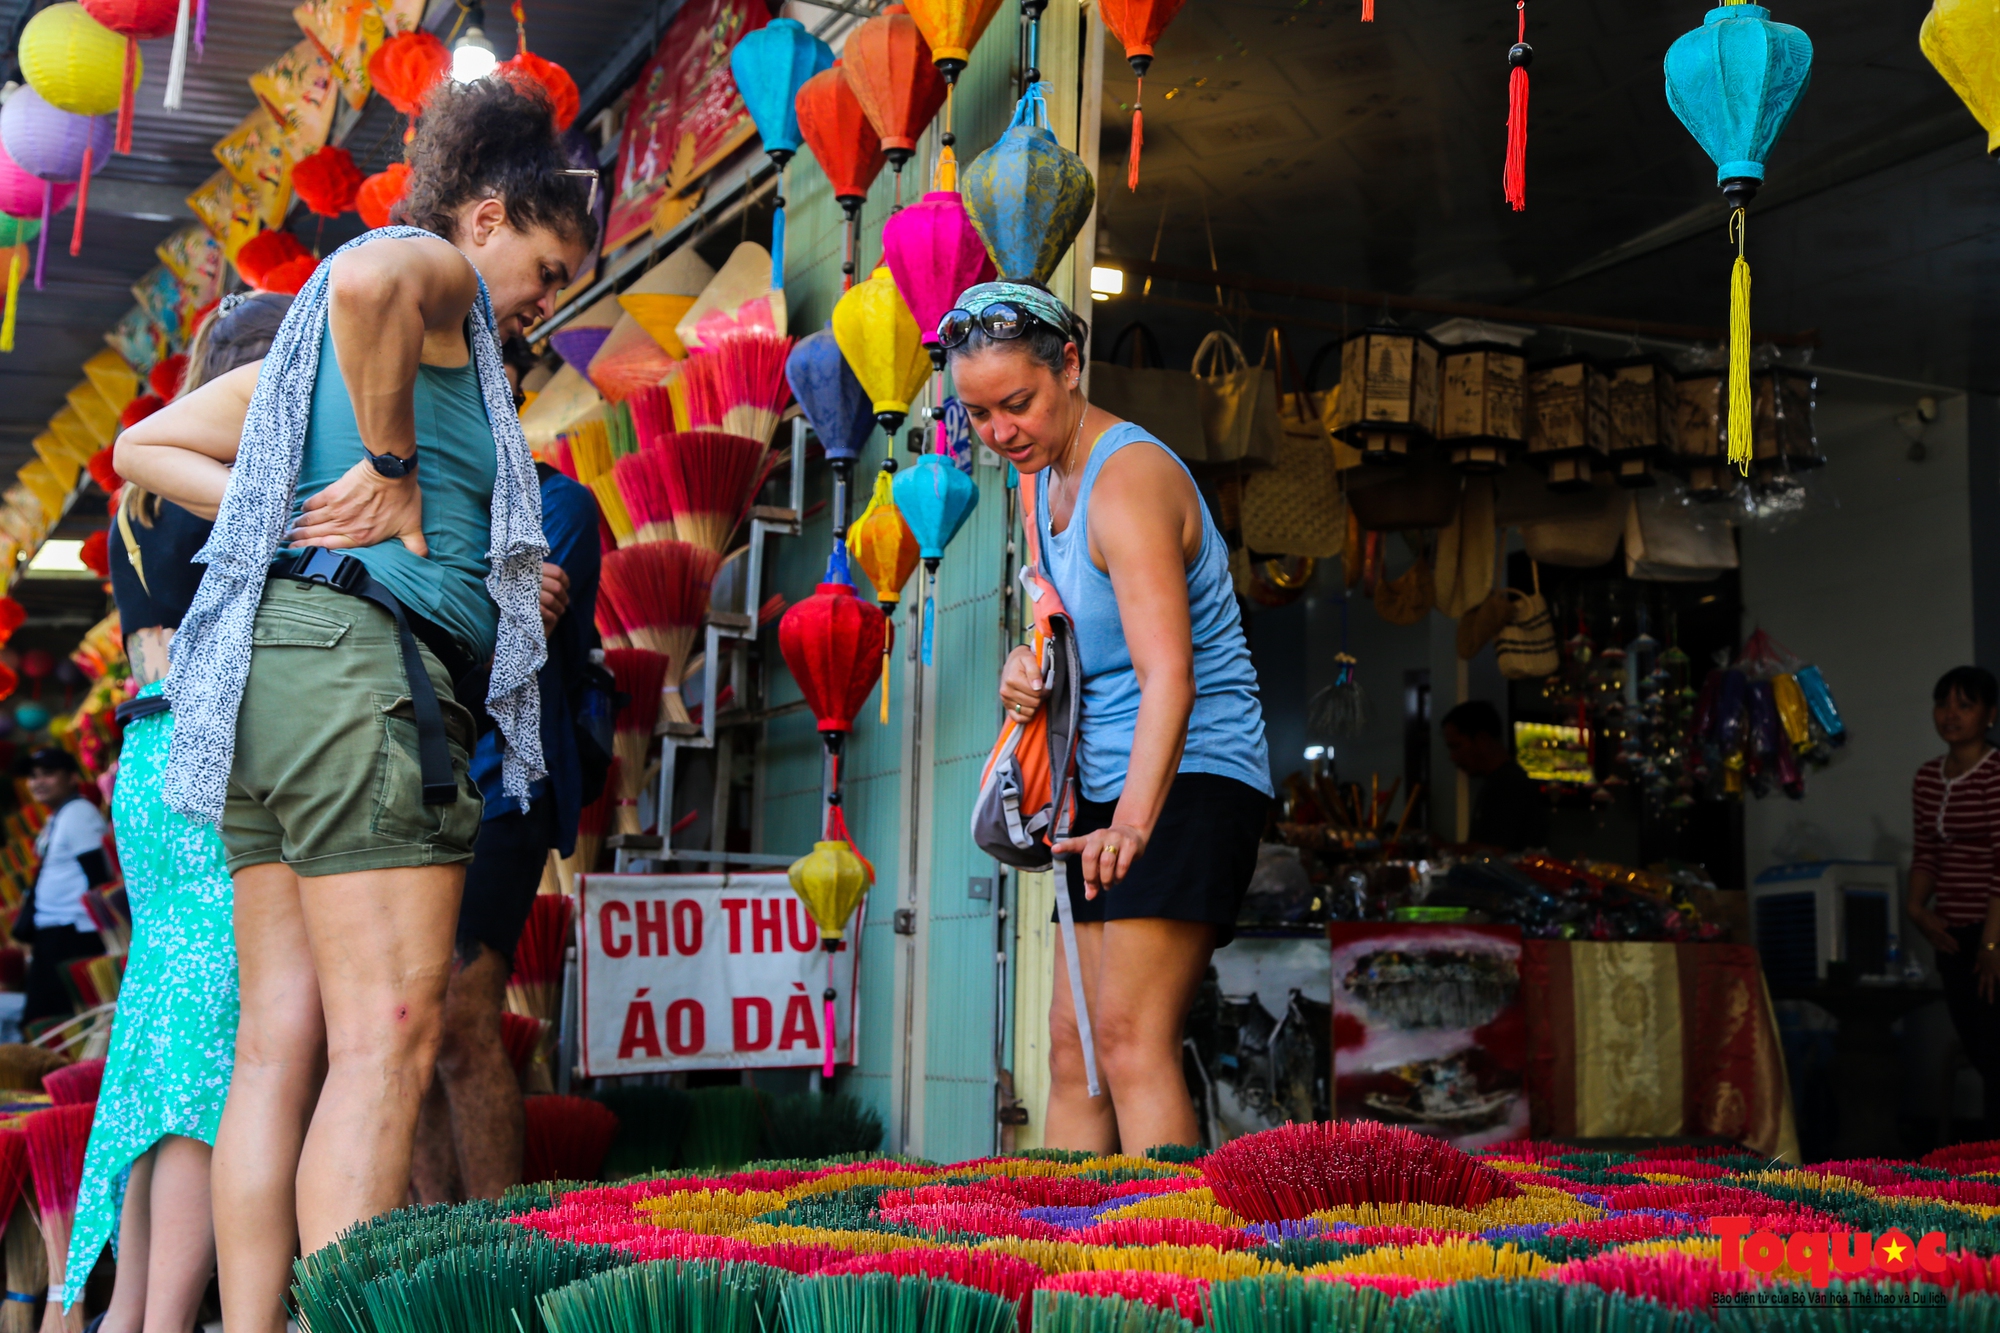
<box><xmin>290</xmin><ymin>323</ymin><xmax>500</xmax><ymax>661</ymax></box>
<box><xmin>1036</xmin><ymin>422</ymin><xmax>1272</xmax><ymax>803</ymax></box>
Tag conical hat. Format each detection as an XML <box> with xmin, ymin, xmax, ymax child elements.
<box><xmin>521</xmin><ymin>361</ymin><xmax>605</xmax><ymax>452</ymax></box>
<box><xmin>587</xmin><ymin>312</ymin><xmax>678</xmax><ymax>404</ymax></box>
<box><xmin>80</xmin><ymin>349</ymin><xmax>138</xmax><ymax>411</ymax></box>
<box><xmin>618</xmin><ymin>243</ymin><xmax>715</xmax><ymax>358</ymax></box>
<box><xmin>31</xmin><ymin>437</ymin><xmax>78</xmax><ymax>492</ymax></box>
<box><xmin>675</xmin><ymin>242</ymin><xmax>787</xmax><ymax>353</ymax></box>
<box><xmin>546</xmin><ymin>291</ymin><xmax>622</xmax><ymax>372</ymax></box>
<box><xmin>65</xmin><ymin>382</ymin><xmax>117</xmax><ymax>449</ymax></box>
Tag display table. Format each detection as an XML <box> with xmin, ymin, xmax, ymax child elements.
<box><xmin>1522</xmin><ymin>940</ymin><xmax>1799</xmax><ymax>1161</ymax></box>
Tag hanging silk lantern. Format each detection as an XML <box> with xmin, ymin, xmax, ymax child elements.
<box><xmin>0</xmin><ymin>88</ymin><xmax>112</xmax><ymax>279</ymax></box>
<box><xmin>369</xmin><ymin>30</ymin><xmax>450</xmax><ymax>119</ymax></box>
<box><xmin>892</xmin><ymin>445</ymin><xmax>978</xmax><ymax>666</ymax></box>
<box><xmin>796</xmin><ymin>61</ymin><xmax>887</xmax><ymax>289</ymax></box>
<box><xmin>903</xmin><ymin>0</ymin><xmax>1005</xmax><ymax>80</ymax></box>
<box><xmin>786</xmin><ymin>808</ymin><xmax>871</xmax><ymax>1079</ymax></box>
<box><xmin>498</xmin><ymin>50</ymin><xmax>579</xmax><ymax>131</ymax></box>
<box><xmin>832</xmin><ymin>265</ymin><xmax>931</xmax><ymax>441</ymax></box>
<box><xmin>17</xmin><ymin>5</ymin><xmax>134</xmax><ymax>117</ymax></box>
<box><xmin>842</xmin><ymin>3</ymin><xmax>947</xmax><ymax>195</ymax></box>
<box><xmin>881</xmin><ymin>190</ymin><xmax>994</xmax><ymax>372</ymax></box>
<box><xmin>1922</xmin><ymin>0</ymin><xmax>2000</xmax><ymax>155</ymax></box>
<box><xmin>356</xmin><ymin>163</ymin><xmax>414</xmax><ymax>230</ymax></box>
<box><xmin>731</xmin><ymin>17</ymin><xmax>833</xmax><ymax>289</ymax></box>
<box><xmin>0</xmin><ymin>216</ymin><xmax>33</xmax><ymax>355</ymax></box>
<box><xmin>233</xmin><ymin>229</ymin><xmax>311</xmax><ymax>290</ymax></box>
<box><xmin>961</xmin><ymin>83</ymin><xmax>1095</xmax><ymax>283</ymax></box>
<box><xmin>778</xmin><ymin>543</ymin><xmax>888</xmax><ymax>755</ymax></box>
<box><xmin>847</xmin><ymin>459</ymin><xmax>920</xmax><ymax>724</ymax></box>
<box><xmin>787</xmin><ymin>327</ymin><xmax>877</xmax><ymax>535</ymax></box>
<box><xmin>292</xmin><ymin>145</ymin><xmax>364</xmax><ymax>218</ymax></box>
<box><xmin>1098</xmin><ymin>0</ymin><xmax>1186</xmax><ymax>190</ymax></box>
<box><xmin>78</xmin><ymin>0</ymin><xmax>175</xmax><ymax>154</ymax></box>
<box><xmin>1664</xmin><ymin>2</ymin><xmax>1812</xmax><ymax>474</ymax></box>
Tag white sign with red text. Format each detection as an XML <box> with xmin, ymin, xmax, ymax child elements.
<box><xmin>577</xmin><ymin>873</ymin><xmax>861</xmax><ymax>1076</ymax></box>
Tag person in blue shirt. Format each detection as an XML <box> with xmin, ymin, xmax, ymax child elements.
<box><xmin>411</xmin><ymin>457</ymin><xmax>601</xmax><ymax>1201</ymax></box>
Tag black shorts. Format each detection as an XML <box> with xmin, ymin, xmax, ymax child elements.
<box><xmin>456</xmin><ymin>797</ymin><xmax>558</xmax><ymax>965</ymax></box>
<box><xmin>1059</xmin><ymin>771</ymin><xmax>1270</xmax><ymax>947</ymax></box>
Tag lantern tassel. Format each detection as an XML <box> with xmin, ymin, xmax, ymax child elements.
<box><xmin>164</xmin><ymin>0</ymin><xmax>191</xmax><ymax>111</ymax></box>
<box><xmin>116</xmin><ymin>37</ymin><xmax>137</xmax><ymax>155</ymax></box>
<box><xmin>1362</xmin><ymin>0</ymin><xmax>1374</xmax><ymax>20</ymax></box>
<box><xmin>920</xmin><ymin>570</ymin><xmax>935</xmax><ymax>667</ymax></box>
<box><xmin>1127</xmin><ymin>78</ymin><xmax>1144</xmax><ymax>192</ymax></box>
<box><xmin>1</xmin><ymin>246</ymin><xmax>20</xmax><ymax>354</ymax></box>
<box><xmin>1504</xmin><ymin>3</ymin><xmax>1529</xmax><ymax>212</ymax></box>
<box><xmin>70</xmin><ymin>146</ymin><xmax>92</xmax><ymax>258</ymax></box>
<box><xmin>194</xmin><ymin>0</ymin><xmax>207</xmax><ymax>56</ymax></box>
<box><xmin>770</xmin><ymin>163</ymin><xmax>786</xmax><ymax>288</ymax></box>
<box><xmin>879</xmin><ymin>616</ymin><xmax>894</xmax><ymax>725</ymax></box>
<box><xmin>1727</xmin><ymin>208</ymin><xmax>1752</xmax><ymax>474</ymax></box>
<box><xmin>35</xmin><ymin>183</ymin><xmax>49</xmax><ymax>290</ymax></box>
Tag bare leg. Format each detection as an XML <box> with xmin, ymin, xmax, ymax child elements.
<box><xmin>213</xmin><ymin>863</ymin><xmax>323</xmax><ymax>1333</ymax></box>
<box><xmin>1092</xmin><ymin>919</ymin><xmax>1216</xmax><ymax>1154</ymax></box>
<box><xmin>295</xmin><ymin>864</ymin><xmax>462</xmax><ymax>1252</ymax></box>
<box><xmin>95</xmin><ymin>1151</ymin><xmax>149</xmax><ymax>1333</ymax></box>
<box><xmin>436</xmin><ymin>945</ymin><xmax>523</xmax><ymax>1200</ymax></box>
<box><xmin>141</xmin><ymin>1136</ymin><xmax>214</xmax><ymax>1333</ymax></box>
<box><xmin>409</xmin><ymin>1077</ymin><xmax>460</xmax><ymax>1206</ymax></box>
<box><xmin>1044</xmin><ymin>921</ymin><xmax>1118</xmax><ymax>1153</ymax></box>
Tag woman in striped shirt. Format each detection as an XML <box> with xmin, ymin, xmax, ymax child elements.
<box><xmin>1909</xmin><ymin>665</ymin><xmax>2000</xmax><ymax>1134</ymax></box>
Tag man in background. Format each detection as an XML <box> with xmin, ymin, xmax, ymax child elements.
<box><xmin>1442</xmin><ymin>700</ymin><xmax>1550</xmax><ymax>852</ymax></box>
<box><xmin>19</xmin><ymin>748</ymin><xmax>108</xmax><ymax>1026</ymax></box>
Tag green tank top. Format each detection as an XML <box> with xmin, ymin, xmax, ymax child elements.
<box><xmin>290</xmin><ymin>323</ymin><xmax>499</xmax><ymax>661</ymax></box>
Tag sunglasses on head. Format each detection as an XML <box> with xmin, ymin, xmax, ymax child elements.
<box><xmin>936</xmin><ymin>302</ymin><xmax>1057</xmax><ymax>350</ymax></box>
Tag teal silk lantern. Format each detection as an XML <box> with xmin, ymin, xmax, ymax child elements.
<box><xmin>729</xmin><ymin>19</ymin><xmax>834</xmax><ymax>287</ymax></box>
<box><xmin>892</xmin><ymin>448</ymin><xmax>978</xmax><ymax>664</ymax></box>
<box><xmin>960</xmin><ymin>82</ymin><xmax>1095</xmax><ymax>283</ymax></box>
<box><xmin>1664</xmin><ymin>1</ymin><xmax>1811</xmax><ymax>474</ymax></box>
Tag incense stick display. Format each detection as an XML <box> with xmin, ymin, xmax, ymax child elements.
<box><xmin>605</xmin><ymin>648</ymin><xmax>670</xmax><ymax>835</ymax></box>
<box><xmin>599</xmin><ymin>543</ymin><xmax>723</xmax><ymax>727</ymax></box>
<box><xmin>642</xmin><ymin>430</ymin><xmax>775</xmax><ymax>554</ymax></box>
<box><xmin>24</xmin><ymin>1103</ymin><xmax>91</xmax><ymax>1333</ymax></box>
<box><xmin>681</xmin><ymin>332</ymin><xmax>794</xmax><ymax>444</ymax></box>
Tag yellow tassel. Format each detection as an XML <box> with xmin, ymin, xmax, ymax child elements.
<box><xmin>0</xmin><ymin>246</ymin><xmax>19</xmax><ymax>354</ymax></box>
<box><xmin>880</xmin><ymin>647</ymin><xmax>891</xmax><ymax>725</ymax></box>
<box><xmin>1727</xmin><ymin>207</ymin><xmax>1752</xmax><ymax>474</ymax></box>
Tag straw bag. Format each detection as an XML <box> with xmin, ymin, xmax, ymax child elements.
<box><xmin>1307</xmin><ymin>341</ymin><xmax>1366</xmax><ymax>474</ymax></box>
<box><xmin>1495</xmin><ymin>564</ymin><xmax>1561</xmax><ymax>679</ymax></box>
<box><xmin>1624</xmin><ymin>492</ymin><xmax>1737</xmax><ymax>581</ymax></box>
<box><xmin>1433</xmin><ymin>478</ymin><xmax>1496</xmax><ymax>618</ymax></box>
<box><xmin>1194</xmin><ymin>331</ymin><xmax>1282</xmax><ymax>468</ymax></box>
<box><xmin>1521</xmin><ymin>487</ymin><xmax>1630</xmax><ymax>567</ymax></box>
<box><xmin>1374</xmin><ymin>544</ymin><xmax>1434</xmax><ymax>625</ymax></box>
<box><xmin>1457</xmin><ymin>590</ymin><xmax>1514</xmax><ymax>660</ymax></box>
<box><xmin>1241</xmin><ymin>331</ymin><xmax>1344</xmax><ymax>558</ymax></box>
<box><xmin>1089</xmin><ymin>323</ymin><xmax>1207</xmax><ymax>464</ymax></box>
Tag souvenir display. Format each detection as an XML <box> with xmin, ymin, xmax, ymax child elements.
<box><xmin>1604</xmin><ymin>358</ymin><xmax>1675</xmax><ymax>488</ymax></box>
<box><xmin>1332</xmin><ymin>327</ymin><xmax>1441</xmax><ymax>465</ymax></box>
<box><xmin>1439</xmin><ymin>344</ymin><xmax>1526</xmax><ymax>475</ymax></box>
<box><xmin>1524</xmin><ymin>357</ymin><xmax>1608</xmax><ymax>492</ymax></box>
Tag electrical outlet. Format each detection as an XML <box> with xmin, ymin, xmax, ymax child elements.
<box><xmin>893</xmin><ymin>908</ymin><xmax>917</xmax><ymax>935</ymax></box>
<box><xmin>906</xmin><ymin>426</ymin><xmax>926</xmax><ymax>454</ymax></box>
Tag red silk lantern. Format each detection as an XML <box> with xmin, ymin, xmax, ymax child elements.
<box><xmin>86</xmin><ymin>450</ymin><xmax>119</xmax><ymax>494</ymax></box>
<box><xmin>796</xmin><ymin>62</ymin><xmax>887</xmax><ymax>210</ymax></box>
<box><xmin>292</xmin><ymin>145</ymin><xmax>364</xmax><ymax>218</ymax></box>
<box><xmin>147</xmin><ymin>352</ymin><xmax>185</xmax><ymax>400</ymax></box>
<box><xmin>778</xmin><ymin>545</ymin><xmax>886</xmax><ymax>746</ymax></box>
<box><xmin>499</xmin><ymin>49</ymin><xmax>579</xmax><ymax>131</ymax></box>
<box><xmin>0</xmin><ymin>664</ymin><xmax>17</xmax><ymax>702</ymax></box>
<box><xmin>356</xmin><ymin>163</ymin><xmax>413</xmax><ymax>229</ymax></box>
<box><xmin>841</xmin><ymin>4</ymin><xmax>946</xmax><ymax>174</ymax></box>
<box><xmin>1098</xmin><ymin>0</ymin><xmax>1189</xmax><ymax>189</ymax></box>
<box><xmin>368</xmin><ymin>30</ymin><xmax>449</xmax><ymax>118</ymax></box>
<box><xmin>233</xmin><ymin>229</ymin><xmax>309</xmax><ymax>288</ymax></box>
<box><xmin>78</xmin><ymin>530</ymin><xmax>109</xmax><ymax>578</ymax></box>
<box><xmin>258</xmin><ymin>254</ymin><xmax>320</xmax><ymax>295</ymax></box>
<box><xmin>20</xmin><ymin>649</ymin><xmax>53</xmax><ymax>681</ymax></box>
<box><xmin>118</xmin><ymin>392</ymin><xmax>161</xmax><ymax>428</ymax></box>
<box><xmin>0</xmin><ymin>598</ymin><xmax>26</xmax><ymax>643</ymax></box>
<box><xmin>79</xmin><ymin>0</ymin><xmax>177</xmax><ymax>155</ymax></box>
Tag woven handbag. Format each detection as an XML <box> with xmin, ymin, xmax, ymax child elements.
<box><xmin>1307</xmin><ymin>341</ymin><xmax>1366</xmax><ymax>473</ymax></box>
<box><xmin>1241</xmin><ymin>330</ymin><xmax>1344</xmax><ymax>558</ymax></box>
<box><xmin>1194</xmin><ymin>330</ymin><xmax>1283</xmax><ymax>467</ymax></box>
<box><xmin>1090</xmin><ymin>323</ymin><xmax>1207</xmax><ymax>464</ymax></box>
<box><xmin>1494</xmin><ymin>562</ymin><xmax>1561</xmax><ymax>679</ymax></box>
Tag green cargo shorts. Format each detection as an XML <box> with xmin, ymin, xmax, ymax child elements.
<box><xmin>219</xmin><ymin>578</ymin><xmax>484</xmax><ymax>877</ymax></box>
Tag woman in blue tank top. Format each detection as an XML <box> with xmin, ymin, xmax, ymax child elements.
<box><xmin>945</xmin><ymin>282</ymin><xmax>1272</xmax><ymax>1155</ymax></box>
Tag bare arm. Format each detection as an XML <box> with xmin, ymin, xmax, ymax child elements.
<box><xmin>113</xmin><ymin>363</ymin><xmax>262</xmax><ymax>520</ymax></box>
<box><xmin>1051</xmin><ymin>440</ymin><xmax>1200</xmax><ymax>897</ymax></box>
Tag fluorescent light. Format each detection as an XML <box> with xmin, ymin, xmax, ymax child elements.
<box><xmin>24</xmin><ymin>540</ymin><xmax>88</xmax><ymax>577</ymax></box>
<box><xmin>1304</xmin><ymin>745</ymin><xmax>1327</xmax><ymax>761</ymax></box>
<box><xmin>452</xmin><ymin>26</ymin><xmax>498</xmax><ymax>82</ymax></box>
<box><xmin>1089</xmin><ymin>265</ymin><xmax>1125</xmax><ymax>298</ymax></box>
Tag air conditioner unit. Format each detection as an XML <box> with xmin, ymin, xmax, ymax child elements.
<box><xmin>1748</xmin><ymin>861</ymin><xmax>1900</xmax><ymax>990</ymax></box>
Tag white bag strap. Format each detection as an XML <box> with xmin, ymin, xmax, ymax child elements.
<box><xmin>1053</xmin><ymin>882</ymin><xmax>1101</xmax><ymax>1098</ymax></box>
<box><xmin>1192</xmin><ymin>330</ymin><xmax>1247</xmax><ymax>378</ymax></box>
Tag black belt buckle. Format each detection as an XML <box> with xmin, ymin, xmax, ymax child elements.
<box><xmin>284</xmin><ymin>547</ymin><xmax>367</xmax><ymax>594</ymax></box>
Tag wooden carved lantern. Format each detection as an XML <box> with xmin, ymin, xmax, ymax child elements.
<box><xmin>1669</xmin><ymin>368</ymin><xmax>1735</xmax><ymax>502</ymax></box>
<box><xmin>1526</xmin><ymin>356</ymin><xmax>1609</xmax><ymax>493</ymax></box>
<box><xmin>1439</xmin><ymin>343</ymin><xmax>1526</xmax><ymax>475</ymax></box>
<box><xmin>1606</xmin><ymin>357</ymin><xmax>1677</xmax><ymax>489</ymax></box>
<box><xmin>1333</xmin><ymin>326</ymin><xmax>1440</xmax><ymax>466</ymax></box>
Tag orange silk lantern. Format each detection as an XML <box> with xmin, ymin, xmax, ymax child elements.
<box><xmin>233</xmin><ymin>229</ymin><xmax>309</xmax><ymax>289</ymax></box>
<box><xmin>902</xmin><ymin>0</ymin><xmax>1005</xmax><ymax>79</ymax></box>
<box><xmin>796</xmin><ymin>62</ymin><xmax>886</xmax><ymax>287</ymax></box>
<box><xmin>1098</xmin><ymin>0</ymin><xmax>1189</xmax><ymax>189</ymax></box>
<box><xmin>356</xmin><ymin>163</ymin><xmax>413</xmax><ymax>230</ymax></box>
<box><xmin>368</xmin><ymin>30</ymin><xmax>449</xmax><ymax>118</ymax></box>
<box><xmin>841</xmin><ymin>4</ymin><xmax>946</xmax><ymax>181</ymax></box>
<box><xmin>291</xmin><ymin>144</ymin><xmax>364</xmax><ymax>218</ymax></box>
<box><xmin>79</xmin><ymin>0</ymin><xmax>177</xmax><ymax>155</ymax></box>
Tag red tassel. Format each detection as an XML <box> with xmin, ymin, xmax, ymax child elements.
<box><xmin>1127</xmin><ymin>78</ymin><xmax>1144</xmax><ymax>192</ymax></box>
<box><xmin>1361</xmin><ymin>0</ymin><xmax>1374</xmax><ymax>20</ymax></box>
<box><xmin>1503</xmin><ymin>2</ymin><xmax>1530</xmax><ymax>212</ymax></box>
<box><xmin>116</xmin><ymin>37</ymin><xmax>136</xmax><ymax>155</ymax></box>
<box><xmin>70</xmin><ymin>146</ymin><xmax>91</xmax><ymax>258</ymax></box>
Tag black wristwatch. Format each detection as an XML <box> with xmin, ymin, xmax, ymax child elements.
<box><xmin>365</xmin><ymin>448</ymin><xmax>418</xmax><ymax>479</ymax></box>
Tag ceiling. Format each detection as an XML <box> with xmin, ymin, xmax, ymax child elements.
<box><xmin>1089</xmin><ymin>0</ymin><xmax>1995</xmax><ymax>398</ymax></box>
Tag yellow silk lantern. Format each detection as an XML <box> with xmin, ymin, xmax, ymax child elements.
<box><xmin>18</xmin><ymin>3</ymin><xmax>137</xmax><ymax>117</ymax></box>
<box><xmin>788</xmin><ymin>839</ymin><xmax>870</xmax><ymax>940</ymax></box>
<box><xmin>901</xmin><ymin>0</ymin><xmax>1006</xmax><ymax>72</ymax></box>
<box><xmin>847</xmin><ymin>461</ymin><xmax>920</xmax><ymax>723</ymax></box>
<box><xmin>1922</xmin><ymin>0</ymin><xmax>2000</xmax><ymax>154</ymax></box>
<box><xmin>831</xmin><ymin>265</ymin><xmax>931</xmax><ymax>437</ymax></box>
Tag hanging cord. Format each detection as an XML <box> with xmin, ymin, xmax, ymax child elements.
<box><xmin>1504</xmin><ymin>1</ymin><xmax>1530</xmax><ymax>212</ymax></box>
<box><xmin>1727</xmin><ymin>208</ymin><xmax>1752</xmax><ymax>473</ymax></box>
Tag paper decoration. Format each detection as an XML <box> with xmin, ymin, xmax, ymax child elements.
<box><xmin>47</xmin><ymin>404</ymin><xmax>100</xmax><ymax>461</ymax></box>
<box><xmin>605</xmin><ymin>0</ymin><xmax>768</xmax><ymax>253</ymax></box>
<box><xmin>16</xmin><ymin>460</ymin><xmax>67</xmax><ymax>518</ymax></box>
<box><xmin>33</xmin><ymin>437</ymin><xmax>81</xmax><ymax>491</ymax></box>
<box><xmin>105</xmin><ymin>305</ymin><xmax>162</xmax><ymax>373</ymax></box>
<box><xmin>65</xmin><ymin>381</ymin><xmax>117</xmax><ymax>446</ymax></box>
<box><xmin>293</xmin><ymin>0</ymin><xmax>425</xmax><ymax>110</ymax></box>
<box><xmin>212</xmin><ymin>110</ymin><xmax>296</xmax><ymax>231</ymax></box>
<box><xmin>130</xmin><ymin>264</ymin><xmax>183</xmax><ymax>345</ymax></box>
<box><xmin>185</xmin><ymin>169</ymin><xmax>233</xmax><ymax>238</ymax></box>
<box><xmin>79</xmin><ymin>348</ymin><xmax>137</xmax><ymax>409</ymax></box>
<box><xmin>154</xmin><ymin>224</ymin><xmax>220</xmax><ymax>284</ymax></box>
<box><xmin>250</xmin><ymin>38</ymin><xmax>342</xmax><ymax>158</ymax></box>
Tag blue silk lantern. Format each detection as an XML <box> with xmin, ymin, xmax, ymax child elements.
<box><xmin>961</xmin><ymin>82</ymin><xmax>1095</xmax><ymax>283</ymax></box>
<box><xmin>892</xmin><ymin>449</ymin><xmax>978</xmax><ymax>664</ymax></box>
<box><xmin>787</xmin><ymin>327</ymin><xmax>878</xmax><ymax>536</ymax></box>
<box><xmin>1664</xmin><ymin>2</ymin><xmax>1811</xmax><ymax>475</ymax></box>
<box><xmin>730</xmin><ymin>18</ymin><xmax>834</xmax><ymax>287</ymax></box>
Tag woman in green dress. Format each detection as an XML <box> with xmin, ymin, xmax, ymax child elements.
<box><xmin>68</xmin><ymin>295</ymin><xmax>289</xmax><ymax>1330</ymax></box>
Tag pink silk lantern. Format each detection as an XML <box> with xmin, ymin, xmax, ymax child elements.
<box><xmin>0</xmin><ymin>87</ymin><xmax>111</xmax><ymax>284</ymax></box>
<box><xmin>880</xmin><ymin>190</ymin><xmax>995</xmax><ymax>371</ymax></box>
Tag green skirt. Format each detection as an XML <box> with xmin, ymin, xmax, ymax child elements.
<box><xmin>66</xmin><ymin>683</ymin><xmax>238</xmax><ymax>1300</ymax></box>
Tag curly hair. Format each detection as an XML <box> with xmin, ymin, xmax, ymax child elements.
<box><xmin>396</xmin><ymin>75</ymin><xmax>597</xmax><ymax>249</ymax></box>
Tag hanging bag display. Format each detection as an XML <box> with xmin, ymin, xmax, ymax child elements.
<box><xmin>1306</xmin><ymin>340</ymin><xmax>1366</xmax><ymax>474</ymax></box>
<box><xmin>1495</xmin><ymin>561</ymin><xmax>1561</xmax><ymax>679</ymax></box>
<box><xmin>1432</xmin><ymin>477</ymin><xmax>1496</xmax><ymax>618</ymax></box>
<box><xmin>1373</xmin><ymin>538</ymin><xmax>1434</xmax><ymax>626</ymax></box>
<box><xmin>1088</xmin><ymin>323</ymin><xmax>1206</xmax><ymax>464</ymax></box>
<box><xmin>1193</xmin><ymin>330</ymin><xmax>1282</xmax><ymax>468</ymax></box>
<box><xmin>1346</xmin><ymin>451</ymin><xmax>1461</xmax><ymax>530</ymax></box>
<box><xmin>1241</xmin><ymin>329</ymin><xmax>1345</xmax><ymax>558</ymax></box>
<box><xmin>1623</xmin><ymin>491</ymin><xmax>1737</xmax><ymax>581</ymax></box>
<box><xmin>1520</xmin><ymin>486</ymin><xmax>1629</xmax><ymax>567</ymax></box>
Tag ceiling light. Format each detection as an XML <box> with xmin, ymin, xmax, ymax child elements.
<box><xmin>452</xmin><ymin>12</ymin><xmax>498</xmax><ymax>83</ymax></box>
<box><xmin>24</xmin><ymin>540</ymin><xmax>87</xmax><ymax>577</ymax></box>
<box><xmin>1089</xmin><ymin>265</ymin><xmax>1125</xmax><ymax>300</ymax></box>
